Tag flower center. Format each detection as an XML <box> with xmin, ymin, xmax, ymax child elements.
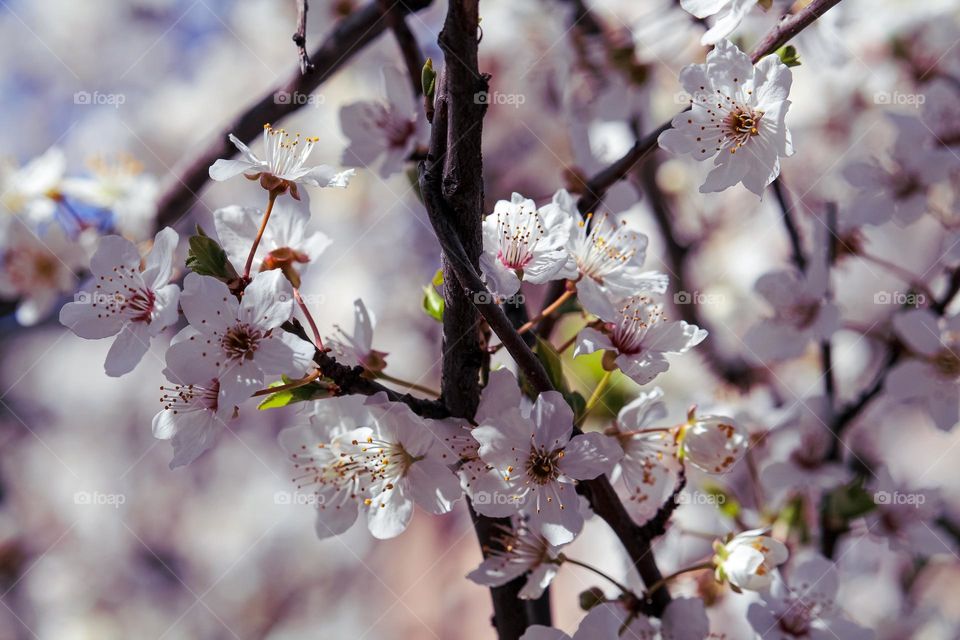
<box><xmin>262</xmin><ymin>123</ymin><xmax>318</xmax><ymax>178</ymax></box>
<box><xmin>221</xmin><ymin>324</ymin><xmax>265</xmax><ymax>362</ymax></box>
<box><xmin>575</xmin><ymin>213</ymin><xmax>642</xmax><ymax>283</ymax></box>
<box><xmin>932</xmin><ymin>348</ymin><xmax>960</xmax><ymax>380</ymax></box>
<box><xmin>497</xmin><ymin>204</ymin><xmax>544</xmax><ymax>270</ymax></box>
<box><xmin>777</xmin><ymin>602</ymin><xmax>813</xmax><ymax>636</ymax></box>
<box><xmin>723</xmin><ymin>108</ymin><xmax>763</xmax><ymax>153</ymax></box>
<box><xmin>525</xmin><ymin>447</ymin><xmax>564</xmax><ymax>485</ymax></box>
<box><xmin>123</xmin><ymin>288</ymin><xmax>156</xmax><ymax>323</ymax></box>
<box><xmin>160</xmin><ymin>378</ymin><xmax>220</xmax><ymax>414</ymax></box>
<box><xmin>611</xmin><ymin>296</ymin><xmax>662</xmax><ymax>355</ymax></box>
<box><xmin>374</xmin><ymin>107</ymin><xmax>416</xmax><ymax>149</ymax></box>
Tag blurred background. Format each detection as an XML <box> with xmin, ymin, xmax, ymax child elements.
<box><xmin>1</xmin><ymin>0</ymin><xmax>960</xmax><ymax>638</ymax></box>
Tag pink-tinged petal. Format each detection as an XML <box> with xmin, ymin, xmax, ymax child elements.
<box><xmin>239</xmin><ymin>269</ymin><xmax>293</xmax><ymax>329</ymax></box>
<box><xmin>467</xmin><ymin>469</ymin><xmax>522</xmax><ymax>518</ymax></box>
<box><xmin>60</xmin><ymin>298</ymin><xmax>123</xmax><ymax>339</ymax></box>
<box><xmin>618</xmin><ymin>388</ymin><xmax>667</xmax><ymax>429</ymax></box>
<box><xmin>518</xmin><ymin>564</ymin><xmax>558</xmax><ymax>600</ymax></box>
<box><xmin>149</xmin><ymin>284</ymin><xmax>181</xmax><ymax>335</ymax></box>
<box><xmin>294</xmin><ymin>165</ymin><xmax>354</xmax><ymax>188</ymax></box>
<box><xmin>366</xmin><ymin>485</ymin><xmax>414</xmax><ymax>539</ymax></box>
<box><xmin>255</xmin><ymin>332</ymin><xmax>315</xmax><ymax>377</ymax></box>
<box><xmin>228</xmin><ymin>133</ymin><xmax>261</xmax><ymax>164</ymax></box>
<box><xmin>751</xmin><ymin>53</ymin><xmax>792</xmax><ymax>105</ymax></box>
<box><xmin>885</xmin><ymin>359</ymin><xmax>937</xmax><ymax>402</ymax></box>
<box><xmin>180</xmin><ymin>272</ymin><xmax>237</xmax><ymax>333</ymax></box>
<box><xmin>219</xmin><ymin>359</ymin><xmax>264</xmax><ymax>408</ymax></box>
<box><xmin>405</xmin><ymin>459</ymin><xmax>462</xmax><ymax>515</ymax></box>
<box><xmin>467</xmin><ymin>553</ymin><xmax>529</xmax><ymax>588</ymax></box>
<box><xmin>474</xmin><ymin>414</ymin><xmax>532</xmax><ymax>468</ymax></box>
<box><xmin>90</xmin><ymin>235</ymin><xmax>141</xmax><ymax>275</ymax></box>
<box><xmin>573</xmin><ymin>327</ymin><xmax>615</xmax><ymax>358</ymax></box>
<box><xmin>312</xmin><ymin>491</ymin><xmax>360</xmax><ymax>539</ymax></box>
<box><xmin>167</xmin><ymin>410</ymin><xmax>222</xmax><ymax>469</ymax></box>
<box><xmin>520</xmin><ymin>626</ymin><xmax>570</xmax><ymax>640</ymax></box>
<box><xmin>531</xmin><ymin>391</ymin><xmax>575</xmax><ymax>449</ymax></box>
<box><xmin>163</xmin><ymin>335</ymin><xmax>221</xmax><ymax>386</ymax></box>
<box><xmin>480</xmin><ymin>252</ymin><xmax>521</xmax><ymax>297</ymax></box>
<box><xmin>892</xmin><ymin>309</ymin><xmax>943</xmax><ymax>356</ymax></box>
<box><xmin>104</xmin><ymin>322</ymin><xmax>151</xmax><ymax>377</ymax></box>
<box><xmin>572</xmin><ymin>604</ymin><xmax>622</xmax><ymax>640</ymax></box>
<box><xmin>576</xmin><ymin>278</ymin><xmax>618</xmax><ymax>320</ymax></box>
<box><xmin>351</xmin><ymin>299</ymin><xmax>376</xmax><ymax>352</ymax></box>
<box><xmin>927</xmin><ymin>384</ymin><xmax>960</xmax><ymax>431</ymax></box>
<box><xmin>213</xmin><ymin>205</ymin><xmax>261</xmax><ymax>271</ymax></box>
<box><xmin>209</xmin><ymin>158</ymin><xmax>259</xmax><ymax>181</ymax></box>
<box><xmin>560</xmin><ymin>432</ymin><xmax>622</xmax><ymax>479</ymax></box>
<box><xmin>701</xmin><ymin>150</ymin><xmax>751</xmax><ymax>193</ymax></box>
<box><xmin>530</xmin><ymin>482</ymin><xmax>582</xmax><ymax>546</ymax></box>
<box><xmin>142</xmin><ymin>227</ymin><xmax>179</xmax><ymax>288</ymax></box>
<box><xmin>843</xmin><ymin>161</ymin><xmax>887</xmax><ymax>189</ymax></box>
<box><xmin>616</xmin><ymin>353</ymin><xmax>670</xmax><ymax>386</ymax></box>
<box><xmin>679</xmin><ymin>0</ymin><xmax>729</xmax><ymax>19</ymax></box>
<box><xmin>477</xmin><ymin>368</ymin><xmax>522</xmax><ymax>423</ymax></box>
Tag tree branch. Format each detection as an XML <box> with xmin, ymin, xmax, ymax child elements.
<box><xmin>292</xmin><ymin>0</ymin><xmax>315</xmax><ymax>75</ymax></box>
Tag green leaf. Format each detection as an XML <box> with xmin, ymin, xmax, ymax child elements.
<box><xmin>421</xmin><ymin>269</ymin><xmax>444</xmax><ymax>323</ymax></box>
<box><xmin>534</xmin><ymin>337</ymin><xmax>570</xmax><ymax>395</ymax></box>
<box><xmin>823</xmin><ymin>477</ymin><xmax>876</xmax><ymax>524</ymax></box>
<box><xmin>185</xmin><ymin>225</ymin><xmax>240</xmax><ymax>282</ymax></box>
<box><xmin>421</xmin><ymin>58</ymin><xmax>436</xmax><ymax>100</ymax></box>
<box><xmin>257</xmin><ymin>375</ymin><xmax>337</xmax><ymax>410</ymax></box>
<box><xmin>704</xmin><ymin>485</ymin><xmax>742</xmax><ymax>520</ymax></box>
<box><xmin>776</xmin><ymin>45</ymin><xmax>801</xmax><ymax>68</ymax></box>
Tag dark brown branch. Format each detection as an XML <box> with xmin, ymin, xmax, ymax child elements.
<box><xmin>382</xmin><ymin>0</ymin><xmax>425</xmax><ymax>97</ymax></box>
<box><xmin>292</xmin><ymin>0</ymin><xmax>315</xmax><ymax>75</ymax></box>
<box><xmin>748</xmin><ymin>0</ymin><xmax>844</xmax><ymax>63</ymax></box>
<box><xmin>154</xmin><ymin>0</ymin><xmax>433</xmax><ymax>230</ymax></box>
<box><xmin>771</xmin><ymin>177</ymin><xmax>807</xmax><ymax>272</ymax></box>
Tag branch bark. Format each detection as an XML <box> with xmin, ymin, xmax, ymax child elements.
<box><xmin>292</xmin><ymin>0</ymin><xmax>315</xmax><ymax>74</ymax></box>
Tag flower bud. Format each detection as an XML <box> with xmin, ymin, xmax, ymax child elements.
<box><xmin>712</xmin><ymin>530</ymin><xmax>788</xmax><ymax>592</ymax></box>
<box><xmin>678</xmin><ymin>414</ymin><xmax>747</xmax><ymax>474</ymax></box>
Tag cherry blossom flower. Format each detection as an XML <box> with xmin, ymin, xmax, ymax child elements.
<box><xmin>885</xmin><ymin>308</ymin><xmax>960</xmax><ymax>430</ymax></box>
<box><xmin>209</xmin><ymin>124</ymin><xmax>354</xmax><ymax>197</ymax></box>
<box><xmin>562</xmin><ymin>210</ymin><xmax>668</xmax><ymax>320</ymax></box>
<box><xmin>843</xmin><ymin>116</ymin><xmax>950</xmax><ymax>228</ymax></box>
<box><xmin>0</xmin><ymin>220</ymin><xmax>84</xmax><ymax>326</ymax></box>
<box><xmin>153</xmin><ymin>347</ymin><xmax>229</xmax><ymax>469</ymax></box>
<box><xmin>472</xmin><ymin>389</ymin><xmax>622</xmax><ymax>545</ymax></box>
<box><xmin>520</xmin><ymin>604</ymin><xmax>622</xmax><ymax>640</ymax></box>
<box><xmin>678</xmin><ymin>413</ymin><xmax>747</xmax><ymax>474</ymax></box>
<box><xmin>213</xmin><ymin>195</ymin><xmax>331</xmax><ymax>286</ymax></box>
<box><xmin>0</xmin><ymin>147</ymin><xmax>66</xmax><ymax>223</ymax></box>
<box><xmin>680</xmin><ymin>0</ymin><xmax>759</xmax><ymax>45</ymax></box>
<box><xmin>713</xmin><ymin>529</ymin><xmax>789</xmax><ymax>592</ymax></box>
<box><xmin>604</xmin><ymin>388</ymin><xmax>682</xmax><ymax>524</ymax></box>
<box><xmin>339</xmin><ymin>67</ymin><xmax>424</xmax><ymax>178</ymax></box>
<box><xmin>760</xmin><ymin>397</ymin><xmax>849</xmax><ymax>505</ymax></box>
<box><xmin>479</xmin><ymin>190</ymin><xmax>574</xmax><ymax>297</ymax></box>
<box><xmin>574</xmin><ymin>296</ymin><xmax>707</xmax><ymax>386</ymax></box>
<box><xmin>747</xmin><ymin>554</ymin><xmax>873</xmax><ymax>639</ymax></box>
<box><xmin>865</xmin><ymin>467</ymin><xmax>948</xmax><ymax>556</ymax></box>
<box><xmin>440</xmin><ymin>368</ymin><xmax>524</xmax><ymax>518</ymax></box>
<box><xmin>61</xmin><ymin>155</ymin><xmax>159</xmax><ymax>240</ymax></box>
<box><xmin>327</xmin><ymin>298</ymin><xmax>388</xmax><ymax>375</ymax></box>
<box><xmin>658</xmin><ymin>39</ymin><xmax>794</xmax><ymax>196</ymax></box>
<box><xmin>59</xmin><ymin>227</ymin><xmax>180</xmax><ymax>376</ymax></box>
<box><xmin>164</xmin><ymin>270</ymin><xmax>315</xmax><ymax>409</ymax></box>
<box><xmin>743</xmin><ymin>264</ymin><xmax>840</xmax><ymax>364</ymax></box>
<box><xmin>467</xmin><ymin>515</ymin><xmax>564</xmax><ymax>600</ymax></box>
<box><xmin>278</xmin><ymin>394</ymin><xmax>462</xmax><ymax>539</ymax></box>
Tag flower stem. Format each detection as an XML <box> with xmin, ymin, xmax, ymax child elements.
<box><xmin>560</xmin><ymin>555</ymin><xmax>634</xmax><ymax>596</ymax></box>
<box><xmin>376</xmin><ymin>372</ymin><xmax>440</xmax><ymax>397</ymax></box>
<box><xmin>251</xmin><ymin>368</ymin><xmax>322</xmax><ymax>397</ymax></box>
<box><xmin>644</xmin><ymin>561</ymin><xmax>714</xmax><ymax>597</ymax></box>
<box><xmin>294</xmin><ymin>287</ymin><xmax>324</xmax><ymax>350</ymax></box>
<box><xmin>579</xmin><ymin>369</ymin><xmax>613</xmax><ymax>425</ymax></box>
<box><xmin>243</xmin><ymin>190</ymin><xmax>279</xmax><ymax>280</ymax></box>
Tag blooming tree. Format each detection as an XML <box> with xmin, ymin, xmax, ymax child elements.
<box><xmin>4</xmin><ymin>0</ymin><xmax>960</xmax><ymax>637</ymax></box>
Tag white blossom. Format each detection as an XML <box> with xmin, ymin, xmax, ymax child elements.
<box><xmin>472</xmin><ymin>387</ymin><xmax>622</xmax><ymax>545</ymax></box>
<box><xmin>679</xmin><ymin>414</ymin><xmax>748</xmax><ymax>474</ymax></box>
<box><xmin>59</xmin><ymin>227</ymin><xmax>180</xmax><ymax>376</ymax></box>
<box><xmin>714</xmin><ymin>529</ymin><xmax>789</xmax><ymax>592</ymax></box>
<box><xmin>659</xmin><ymin>39</ymin><xmax>794</xmax><ymax>196</ymax></box>
<box><xmin>327</xmin><ymin>298</ymin><xmax>388</xmax><ymax>374</ymax></box>
<box><xmin>278</xmin><ymin>394</ymin><xmax>462</xmax><ymax>539</ymax></box>
<box><xmin>0</xmin><ymin>147</ymin><xmax>66</xmax><ymax>223</ymax></box>
<box><xmin>479</xmin><ymin>190</ymin><xmax>574</xmax><ymax>297</ymax></box>
<box><xmin>339</xmin><ymin>67</ymin><xmax>424</xmax><ymax>178</ymax></box>
<box><xmin>209</xmin><ymin>124</ymin><xmax>354</xmax><ymax>197</ymax></box>
<box><xmin>681</xmin><ymin>0</ymin><xmax>759</xmax><ymax>45</ymax></box>
<box><xmin>575</xmin><ymin>296</ymin><xmax>707</xmax><ymax>386</ymax></box>
<box><xmin>61</xmin><ymin>155</ymin><xmax>159</xmax><ymax>240</ymax></box>
<box><xmin>164</xmin><ymin>270</ymin><xmax>315</xmax><ymax>409</ymax></box>
<box><xmin>467</xmin><ymin>515</ymin><xmax>564</xmax><ymax>600</ymax></box>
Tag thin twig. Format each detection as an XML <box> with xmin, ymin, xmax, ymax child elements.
<box><xmin>293</xmin><ymin>0</ymin><xmax>315</xmax><ymax>75</ymax></box>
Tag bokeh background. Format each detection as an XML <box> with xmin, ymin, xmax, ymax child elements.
<box><xmin>2</xmin><ymin>0</ymin><xmax>960</xmax><ymax>638</ymax></box>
